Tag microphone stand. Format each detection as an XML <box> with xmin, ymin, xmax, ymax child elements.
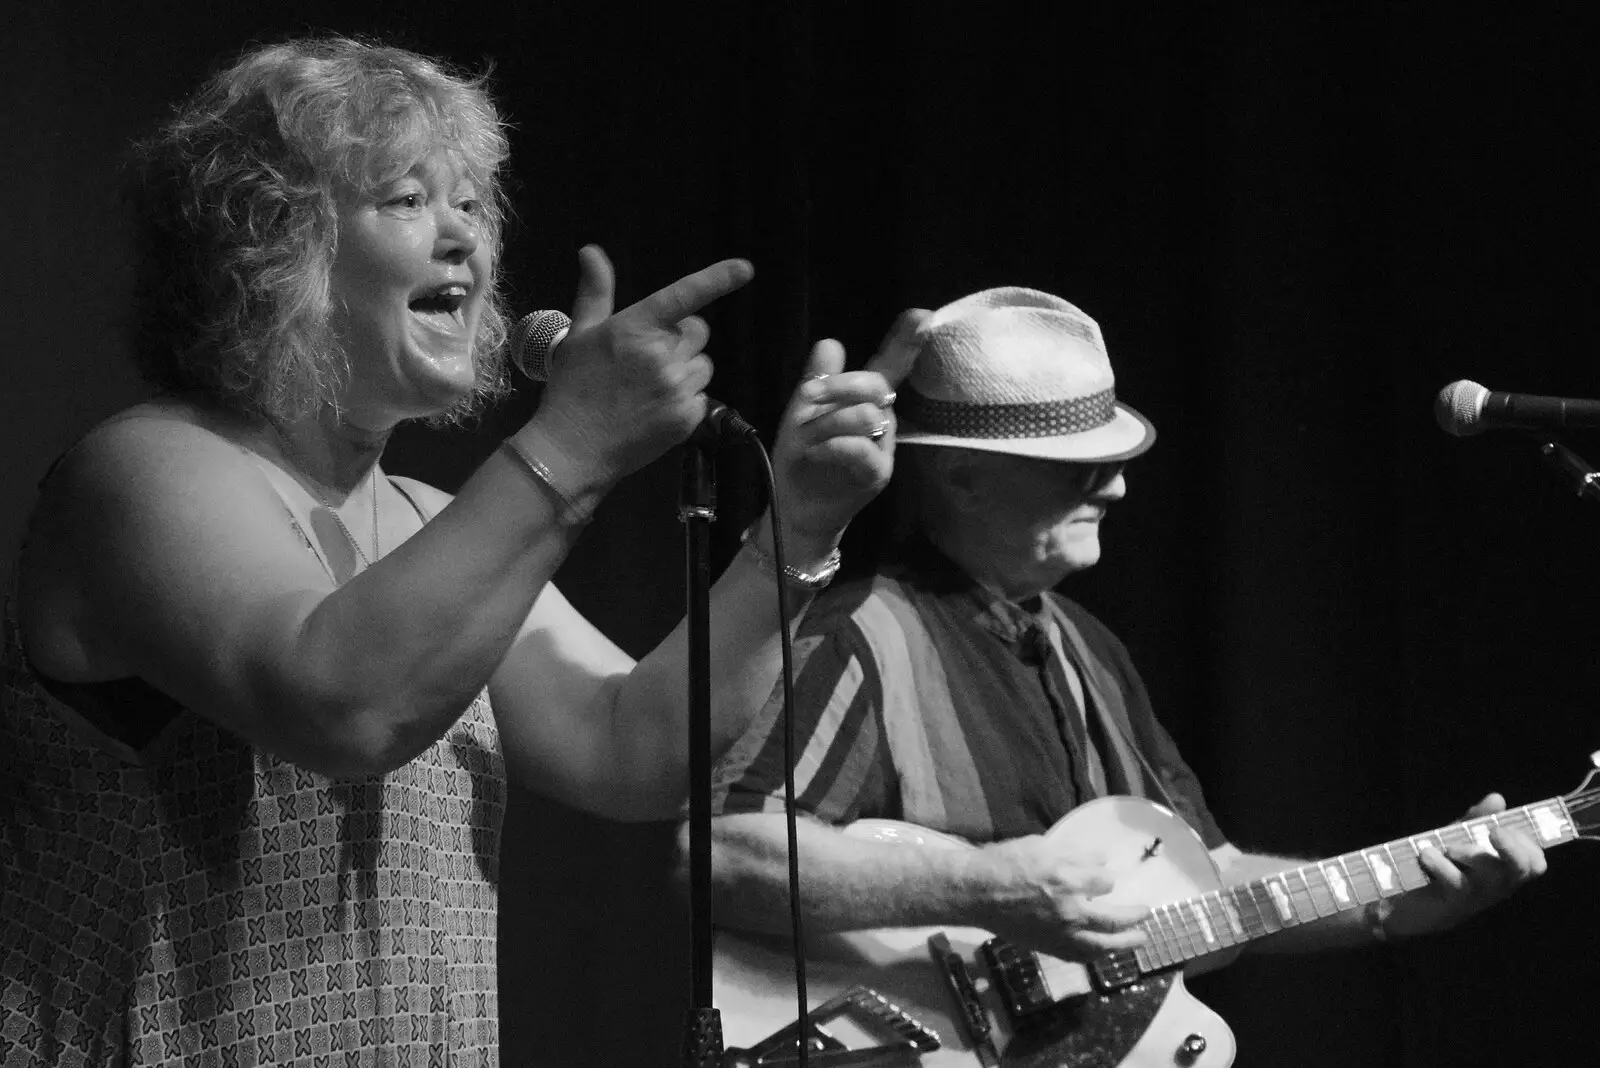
<box><xmin>679</xmin><ymin>426</ymin><xmax>724</xmax><ymax>1068</ymax></box>
<box><xmin>1534</xmin><ymin>438</ymin><xmax>1600</xmax><ymax>506</ymax></box>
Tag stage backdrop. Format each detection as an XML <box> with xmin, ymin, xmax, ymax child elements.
<box><xmin>6</xmin><ymin>3</ymin><xmax>1599</xmax><ymax>1065</ymax></box>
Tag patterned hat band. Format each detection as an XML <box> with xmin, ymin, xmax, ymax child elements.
<box><xmin>896</xmin><ymin>385</ymin><xmax>1118</xmax><ymax>439</ymax></box>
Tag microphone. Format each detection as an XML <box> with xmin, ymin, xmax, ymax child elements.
<box><xmin>508</xmin><ymin>309</ymin><xmax>572</xmax><ymax>382</ymax></box>
<box><xmin>1434</xmin><ymin>379</ymin><xmax>1600</xmax><ymax>437</ymax></box>
<box><xmin>508</xmin><ymin>309</ymin><xmax>756</xmax><ymax>441</ymax></box>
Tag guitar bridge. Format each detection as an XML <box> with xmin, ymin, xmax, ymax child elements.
<box><xmin>723</xmin><ymin>985</ymin><xmax>941</xmax><ymax>1067</ymax></box>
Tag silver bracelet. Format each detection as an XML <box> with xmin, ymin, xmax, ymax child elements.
<box><xmin>499</xmin><ymin>439</ymin><xmax>593</xmax><ymax>527</ymax></box>
<box><xmin>739</xmin><ymin>522</ymin><xmax>841</xmax><ymax>591</ymax></box>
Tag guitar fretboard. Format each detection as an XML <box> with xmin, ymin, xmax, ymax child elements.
<box><xmin>1094</xmin><ymin>796</ymin><xmax>1578</xmax><ymax>988</ymax></box>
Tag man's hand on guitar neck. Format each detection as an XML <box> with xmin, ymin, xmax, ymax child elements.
<box><xmin>1381</xmin><ymin>791</ymin><xmax>1549</xmax><ymax>941</ymax></box>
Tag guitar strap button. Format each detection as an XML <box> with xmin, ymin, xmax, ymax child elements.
<box><xmin>1177</xmin><ymin>1033</ymin><xmax>1208</xmax><ymax>1064</ymax></box>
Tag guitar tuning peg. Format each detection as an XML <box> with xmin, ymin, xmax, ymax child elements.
<box><xmin>1590</xmin><ymin>750</ymin><xmax>1600</xmax><ymax>769</ymax></box>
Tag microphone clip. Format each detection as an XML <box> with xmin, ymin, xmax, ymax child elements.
<box><xmin>691</xmin><ymin>401</ymin><xmax>759</xmax><ymax>448</ymax></box>
<box><xmin>1535</xmin><ymin>439</ymin><xmax>1600</xmax><ymax>506</ymax></box>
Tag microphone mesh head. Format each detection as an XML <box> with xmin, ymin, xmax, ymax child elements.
<box><xmin>1434</xmin><ymin>379</ymin><xmax>1489</xmax><ymax>436</ymax></box>
<box><xmin>509</xmin><ymin>310</ymin><xmax>572</xmax><ymax>381</ymax></box>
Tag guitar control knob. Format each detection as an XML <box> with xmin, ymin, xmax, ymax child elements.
<box><xmin>1175</xmin><ymin>1033</ymin><xmax>1207</xmax><ymax>1064</ymax></box>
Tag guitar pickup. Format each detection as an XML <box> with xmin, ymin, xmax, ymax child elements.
<box><xmin>724</xmin><ymin>985</ymin><xmax>940</xmax><ymax>1067</ymax></box>
<box><xmin>1090</xmin><ymin>948</ymin><xmax>1143</xmax><ymax>992</ymax></box>
<box><xmin>980</xmin><ymin>938</ymin><xmax>1054</xmax><ymax>1023</ymax></box>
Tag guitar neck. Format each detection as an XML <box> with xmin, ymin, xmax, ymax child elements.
<box><xmin>1093</xmin><ymin>795</ymin><xmax>1581</xmax><ymax>988</ymax></box>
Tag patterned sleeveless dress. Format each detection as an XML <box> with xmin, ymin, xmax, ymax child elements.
<box><xmin>0</xmin><ymin>480</ymin><xmax>504</xmax><ymax>1067</ymax></box>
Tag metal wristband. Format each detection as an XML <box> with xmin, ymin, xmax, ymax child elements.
<box><xmin>739</xmin><ymin>522</ymin><xmax>841</xmax><ymax>591</ymax></box>
<box><xmin>499</xmin><ymin>439</ymin><xmax>593</xmax><ymax>527</ymax></box>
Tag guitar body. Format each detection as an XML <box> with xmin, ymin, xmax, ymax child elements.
<box><xmin>715</xmin><ymin>797</ymin><xmax>1238</xmax><ymax>1067</ymax></box>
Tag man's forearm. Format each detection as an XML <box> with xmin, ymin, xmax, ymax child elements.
<box><xmin>703</xmin><ymin>812</ymin><xmax>999</xmax><ymax>934</ymax></box>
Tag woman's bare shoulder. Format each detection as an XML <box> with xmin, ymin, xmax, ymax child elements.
<box><xmin>72</xmin><ymin>398</ymin><xmax>264</xmax><ymax>470</ymax></box>
<box><xmin>25</xmin><ymin>402</ymin><xmax>264</xmax><ymax>538</ymax></box>
<box><xmin>25</xmin><ymin>398</ymin><xmax>312</xmax><ymax>596</ymax></box>
<box><xmin>19</xmin><ymin>401</ymin><xmax>286</xmax><ymax>681</ymax></box>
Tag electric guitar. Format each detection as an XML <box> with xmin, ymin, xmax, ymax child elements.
<box><xmin>714</xmin><ymin>757</ymin><xmax>1600</xmax><ymax>1067</ymax></box>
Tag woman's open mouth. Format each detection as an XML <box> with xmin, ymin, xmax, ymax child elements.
<box><xmin>407</xmin><ymin>283</ymin><xmax>469</xmax><ymax>334</ymax></box>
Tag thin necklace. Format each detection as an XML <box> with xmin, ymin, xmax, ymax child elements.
<box><xmin>322</xmin><ymin>469</ymin><xmax>381</xmax><ymax>569</ymax></box>
<box><xmin>273</xmin><ymin>425</ymin><xmax>381</xmax><ymax>569</ymax></box>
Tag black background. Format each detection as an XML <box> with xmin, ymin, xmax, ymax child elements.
<box><xmin>6</xmin><ymin>3</ymin><xmax>1600</xmax><ymax>1064</ymax></box>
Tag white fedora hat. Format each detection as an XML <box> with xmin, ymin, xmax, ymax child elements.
<box><xmin>896</xmin><ymin>286</ymin><xmax>1155</xmax><ymax>462</ymax></box>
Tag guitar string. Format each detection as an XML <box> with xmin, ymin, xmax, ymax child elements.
<box><xmin>1132</xmin><ymin>801</ymin><xmax>1567</xmax><ymax>970</ymax></box>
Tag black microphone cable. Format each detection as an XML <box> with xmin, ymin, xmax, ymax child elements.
<box><xmin>718</xmin><ymin>428</ymin><xmax>811</xmax><ymax>1068</ymax></box>
<box><xmin>754</xmin><ymin>438</ymin><xmax>811</xmax><ymax>1068</ymax></box>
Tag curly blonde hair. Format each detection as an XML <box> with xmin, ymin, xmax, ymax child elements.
<box><xmin>127</xmin><ymin>36</ymin><xmax>513</xmax><ymax>423</ymax></box>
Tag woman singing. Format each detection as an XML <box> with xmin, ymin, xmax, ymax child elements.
<box><xmin>1</xmin><ymin>35</ymin><xmax>918</xmax><ymax>1065</ymax></box>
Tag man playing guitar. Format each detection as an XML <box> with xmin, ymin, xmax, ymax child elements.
<box><xmin>687</xmin><ymin>288</ymin><xmax>1550</xmax><ymax>1067</ymax></box>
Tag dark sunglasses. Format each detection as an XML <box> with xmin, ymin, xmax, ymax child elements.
<box><xmin>1070</xmin><ymin>461</ymin><xmax>1126</xmax><ymax>495</ymax></box>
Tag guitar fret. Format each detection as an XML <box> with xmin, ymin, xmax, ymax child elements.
<box><xmin>1501</xmin><ymin>810</ymin><xmax>1538</xmax><ymax>845</ymax></box>
<box><xmin>1240</xmin><ymin>880</ymin><xmax>1282</xmax><ymax>934</ymax></box>
<box><xmin>1184</xmin><ymin>900</ymin><xmax>1214</xmax><ymax>955</ymax></box>
<box><xmin>1307</xmin><ymin>862</ymin><xmax>1336</xmax><ymax>910</ymax></box>
<box><xmin>1295</xmin><ymin>867</ymin><xmax>1325</xmax><ymax>921</ymax></box>
<box><xmin>1264</xmin><ymin>876</ymin><xmax>1299</xmax><ymax>926</ymax></box>
<box><xmin>1173</xmin><ymin>903</ymin><xmax>1202</xmax><ymax>956</ymax></box>
<box><xmin>1185</xmin><ymin>898</ymin><xmax>1217</xmax><ymax>951</ymax></box>
<box><xmin>1444</xmin><ymin>824</ymin><xmax>1481</xmax><ymax>855</ymax></box>
<box><xmin>1525</xmin><ymin>800</ymin><xmax>1576</xmax><ymax>844</ymax></box>
<box><xmin>1167</xmin><ymin>902</ymin><xmax>1198</xmax><ymax>959</ymax></box>
<box><xmin>1384</xmin><ymin>840</ymin><xmax>1421</xmax><ymax>893</ymax></box>
<box><xmin>1306</xmin><ymin>867</ymin><xmax>1334</xmax><ymax>919</ymax></box>
<box><xmin>1145</xmin><ymin>933</ymin><xmax>1171</xmax><ymax>978</ymax></box>
<box><xmin>1341</xmin><ymin>852</ymin><xmax>1379</xmax><ymax>905</ymax></box>
<box><xmin>1156</xmin><ymin>902</ymin><xmax>1192</xmax><ymax>963</ymax></box>
<box><xmin>1200</xmin><ymin>889</ymin><xmax>1241</xmax><ymax>948</ymax></box>
<box><xmin>1284</xmin><ymin>869</ymin><xmax>1319</xmax><ymax>923</ymax></box>
<box><xmin>1363</xmin><ymin>845</ymin><xmax>1399</xmax><ymax>897</ymax></box>
<box><xmin>1216</xmin><ymin>889</ymin><xmax>1247</xmax><ymax>941</ymax></box>
<box><xmin>1156</xmin><ymin>904</ymin><xmax>1188</xmax><ymax>961</ymax></box>
<box><xmin>1322</xmin><ymin>857</ymin><xmax>1354</xmax><ymax>909</ymax></box>
<box><xmin>1140</xmin><ymin>910</ymin><xmax>1175</xmax><ymax>970</ymax></box>
<box><xmin>1242</xmin><ymin>881</ymin><xmax>1280</xmax><ymax>936</ymax></box>
<box><xmin>1231</xmin><ymin>886</ymin><xmax>1261</xmax><ymax>939</ymax></box>
<box><xmin>1403</xmin><ymin>835</ymin><xmax>1439</xmax><ymax>891</ymax></box>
